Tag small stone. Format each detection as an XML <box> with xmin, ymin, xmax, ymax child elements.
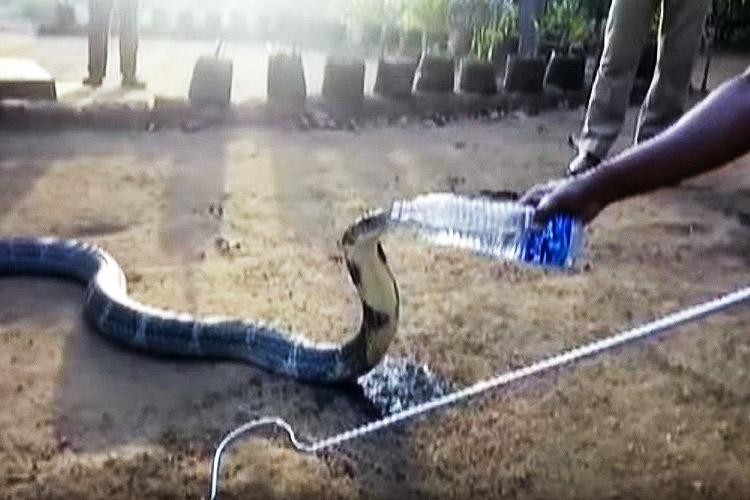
<box><xmin>692</xmin><ymin>480</ymin><xmax>703</xmax><ymax>493</ymax></box>
<box><xmin>453</xmin><ymin>141</ymin><xmax>466</xmax><ymax>150</ymax></box>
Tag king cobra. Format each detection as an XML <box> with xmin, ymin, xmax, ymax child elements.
<box><xmin>0</xmin><ymin>191</ymin><xmax>544</xmax><ymax>384</ymax></box>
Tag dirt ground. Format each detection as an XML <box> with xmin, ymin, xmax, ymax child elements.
<box><xmin>1</xmin><ymin>107</ymin><xmax>749</xmax><ymax>500</ymax></box>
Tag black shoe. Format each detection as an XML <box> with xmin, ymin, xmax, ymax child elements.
<box><xmin>83</xmin><ymin>76</ymin><xmax>103</xmax><ymax>87</ymax></box>
<box><xmin>566</xmin><ymin>151</ymin><xmax>601</xmax><ymax>176</ymax></box>
<box><xmin>121</xmin><ymin>77</ymin><xmax>146</xmax><ymax>89</ymax></box>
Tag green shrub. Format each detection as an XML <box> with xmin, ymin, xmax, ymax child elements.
<box><xmin>470</xmin><ymin>3</ymin><xmax>518</xmax><ymax>60</ymax></box>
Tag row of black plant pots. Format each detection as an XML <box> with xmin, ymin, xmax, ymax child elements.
<box><xmin>369</xmin><ymin>53</ymin><xmax>569</xmax><ymax>98</ymax></box>
<box><xmin>265</xmin><ymin>40</ymin><xmax>664</xmax><ymax>114</ymax></box>
<box><xmin>267</xmin><ymin>38</ymin><xmax>658</xmax><ymax>114</ymax></box>
<box><xmin>266</xmin><ymin>49</ymin><xmax>589</xmax><ymax>113</ymax></box>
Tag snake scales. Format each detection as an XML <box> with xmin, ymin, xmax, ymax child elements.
<box><xmin>0</xmin><ymin>191</ymin><xmax>544</xmax><ymax>384</ymax></box>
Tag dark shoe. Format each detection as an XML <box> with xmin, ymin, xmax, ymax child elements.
<box><xmin>566</xmin><ymin>151</ymin><xmax>601</xmax><ymax>176</ymax></box>
<box><xmin>121</xmin><ymin>77</ymin><xmax>146</xmax><ymax>89</ymax></box>
<box><xmin>82</xmin><ymin>76</ymin><xmax>103</xmax><ymax>87</ymax></box>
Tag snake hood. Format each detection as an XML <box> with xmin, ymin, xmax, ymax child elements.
<box><xmin>341</xmin><ymin>210</ymin><xmax>400</xmax><ymax>372</ymax></box>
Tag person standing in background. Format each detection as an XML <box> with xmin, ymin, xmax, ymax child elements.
<box><xmin>83</xmin><ymin>0</ymin><xmax>145</xmax><ymax>88</ymax></box>
<box><xmin>567</xmin><ymin>0</ymin><xmax>711</xmax><ymax>175</ymax></box>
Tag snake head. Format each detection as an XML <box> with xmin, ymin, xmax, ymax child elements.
<box><xmin>341</xmin><ymin>209</ymin><xmax>389</xmax><ymax>249</ymax></box>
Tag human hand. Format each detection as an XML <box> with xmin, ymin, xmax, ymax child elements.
<box><xmin>520</xmin><ymin>176</ymin><xmax>605</xmax><ymax>225</ymax></box>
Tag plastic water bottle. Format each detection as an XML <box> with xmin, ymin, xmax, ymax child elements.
<box><xmin>389</xmin><ymin>193</ymin><xmax>583</xmax><ymax>269</ymax></box>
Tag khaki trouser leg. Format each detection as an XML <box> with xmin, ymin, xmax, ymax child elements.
<box><xmin>87</xmin><ymin>0</ymin><xmax>114</xmax><ymax>80</ymax></box>
<box><xmin>578</xmin><ymin>0</ymin><xmax>657</xmax><ymax>158</ymax></box>
<box><xmin>118</xmin><ymin>0</ymin><xmax>139</xmax><ymax>80</ymax></box>
<box><xmin>635</xmin><ymin>0</ymin><xmax>711</xmax><ymax>143</ymax></box>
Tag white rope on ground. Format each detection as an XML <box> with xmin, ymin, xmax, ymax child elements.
<box><xmin>209</xmin><ymin>285</ymin><xmax>750</xmax><ymax>499</ymax></box>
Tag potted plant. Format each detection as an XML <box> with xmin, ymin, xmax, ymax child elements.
<box><xmin>267</xmin><ymin>49</ymin><xmax>307</xmax><ymax>113</ymax></box>
<box><xmin>414</xmin><ymin>52</ymin><xmax>455</xmax><ymax>93</ymax></box>
<box><xmin>404</xmin><ymin>0</ymin><xmax>454</xmax><ymax>93</ymax></box>
<box><xmin>345</xmin><ymin>0</ymin><xmax>418</xmax><ymax>99</ymax></box>
<box><xmin>457</xmin><ymin>23</ymin><xmax>498</xmax><ymax>95</ymax></box>
<box><xmin>503</xmin><ymin>54</ymin><xmax>546</xmax><ymax>93</ymax></box>
<box><xmin>322</xmin><ymin>56</ymin><xmax>366</xmax><ymax>109</ymax></box>
<box><xmin>374</xmin><ymin>21</ymin><xmax>421</xmax><ymax>99</ymax></box>
<box><xmin>504</xmin><ymin>0</ymin><xmax>588</xmax><ymax>93</ymax></box>
<box><xmin>374</xmin><ymin>56</ymin><xmax>419</xmax><ymax>98</ymax></box>
<box><xmin>538</xmin><ymin>0</ymin><xmax>591</xmax><ymax>92</ymax></box>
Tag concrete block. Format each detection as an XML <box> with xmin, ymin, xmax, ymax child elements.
<box><xmin>0</xmin><ymin>58</ymin><xmax>56</xmax><ymax>101</ymax></box>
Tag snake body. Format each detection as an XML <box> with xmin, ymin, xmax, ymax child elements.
<box><xmin>0</xmin><ymin>192</ymin><xmax>575</xmax><ymax>384</ymax></box>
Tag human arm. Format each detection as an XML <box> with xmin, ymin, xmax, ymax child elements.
<box><xmin>525</xmin><ymin>68</ymin><xmax>750</xmax><ymax>224</ymax></box>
